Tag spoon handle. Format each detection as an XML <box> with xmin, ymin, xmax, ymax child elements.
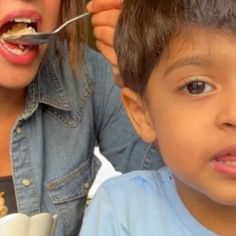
<box><xmin>54</xmin><ymin>12</ymin><xmax>90</xmax><ymax>34</ymax></box>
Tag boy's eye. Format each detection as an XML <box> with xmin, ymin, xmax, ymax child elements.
<box><xmin>182</xmin><ymin>80</ymin><xmax>213</xmax><ymax>95</ymax></box>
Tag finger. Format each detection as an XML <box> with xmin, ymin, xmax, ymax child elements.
<box><xmin>91</xmin><ymin>9</ymin><xmax>120</xmax><ymax>27</ymax></box>
<box><xmin>94</xmin><ymin>26</ymin><xmax>114</xmax><ymax>46</ymax></box>
<box><xmin>87</xmin><ymin>0</ymin><xmax>123</xmax><ymax>13</ymax></box>
<box><xmin>96</xmin><ymin>40</ymin><xmax>118</xmax><ymax>65</ymax></box>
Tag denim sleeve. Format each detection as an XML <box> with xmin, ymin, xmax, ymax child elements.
<box><xmin>79</xmin><ymin>187</ymin><xmax>120</xmax><ymax>236</ymax></box>
<box><xmin>89</xmin><ymin>50</ymin><xmax>164</xmax><ymax>172</ymax></box>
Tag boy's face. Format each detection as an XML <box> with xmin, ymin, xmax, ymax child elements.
<box><xmin>0</xmin><ymin>0</ymin><xmax>61</xmax><ymax>90</ymax></box>
<box><xmin>122</xmin><ymin>28</ymin><xmax>236</xmax><ymax>206</ymax></box>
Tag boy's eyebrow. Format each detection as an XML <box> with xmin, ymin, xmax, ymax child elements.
<box><xmin>164</xmin><ymin>55</ymin><xmax>211</xmax><ymax>76</ymax></box>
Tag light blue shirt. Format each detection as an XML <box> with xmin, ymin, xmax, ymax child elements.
<box><xmin>79</xmin><ymin>167</ymin><xmax>217</xmax><ymax>236</ymax></box>
<box><xmin>11</xmin><ymin>44</ymin><xmax>163</xmax><ymax>236</ymax></box>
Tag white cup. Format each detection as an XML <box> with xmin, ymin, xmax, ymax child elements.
<box><xmin>0</xmin><ymin>213</ymin><xmax>58</xmax><ymax>236</ymax></box>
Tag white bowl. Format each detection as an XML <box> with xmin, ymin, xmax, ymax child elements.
<box><xmin>0</xmin><ymin>213</ymin><xmax>58</xmax><ymax>236</ymax></box>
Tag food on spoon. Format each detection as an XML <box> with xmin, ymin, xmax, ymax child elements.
<box><xmin>0</xmin><ymin>192</ymin><xmax>8</xmax><ymax>217</ymax></box>
<box><xmin>2</xmin><ymin>23</ymin><xmax>36</xmax><ymax>40</ymax></box>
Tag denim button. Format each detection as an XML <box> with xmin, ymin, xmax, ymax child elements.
<box><xmin>22</xmin><ymin>179</ymin><xmax>31</xmax><ymax>186</ymax></box>
<box><xmin>84</xmin><ymin>183</ymin><xmax>90</xmax><ymax>189</ymax></box>
<box><xmin>16</xmin><ymin>127</ymin><xmax>22</xmax><ymax>134</ymax></box>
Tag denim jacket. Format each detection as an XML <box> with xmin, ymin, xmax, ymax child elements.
<box><xmin>11</xmin><ymin>45</ymin><xmax>163</xmax><ymax>236</ymax></box>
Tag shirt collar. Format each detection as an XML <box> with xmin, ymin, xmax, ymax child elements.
<box><xmin>22</xmin><ymin>46</ymin><xmax>71</xmax><ymax>120</ymax></box>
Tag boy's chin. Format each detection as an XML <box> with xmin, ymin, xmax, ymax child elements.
<box><xmin>209</xmin><ymin>192</ymin><xmax>236</xmax><ymax>207</ymax></box>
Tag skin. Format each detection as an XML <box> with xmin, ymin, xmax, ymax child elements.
<box><xmin>122</xmin><ymin>28</ymin><xmax>236</xmax><ymax>235</ymax></box>
<box><xmin>0</xmin><ymin>0</ymin><xmax>61</xmax><ymax>176</ymax></box>
<box><xmin>87</xmin><ymin>0</ymin><xmax>123</xmax><ymax>86</ymax></box>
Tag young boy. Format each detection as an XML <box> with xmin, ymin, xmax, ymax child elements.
<box><xmin>79</xmin><ymin>0</ymin><xmax>236</xmax><ymax>235</ymax></box>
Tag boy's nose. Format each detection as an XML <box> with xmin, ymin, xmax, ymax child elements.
<box><xmin>216</xmin><ymin>91</ymin><xmax>236</xmax><ymax>129</ymax></box>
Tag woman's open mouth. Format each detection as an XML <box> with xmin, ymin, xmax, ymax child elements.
<box><xmin>0</xmin><ymin>18</ymin><xmax>37</xmax><ymax>55</ymax></box>
<box><xmin>0</xmin><ymin>11</ymin><xmax>41</xmax><ymax>64</ymax></box>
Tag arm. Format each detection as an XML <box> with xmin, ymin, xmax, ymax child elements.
<box><xmin>87</xmin><ymin>0</ymin><xmax>123</xmax><ymax>87</ymax></box>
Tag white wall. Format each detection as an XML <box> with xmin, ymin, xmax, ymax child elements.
<box><xmin>88</xmin><ymin>148</ymin><xmax>121</xmax><ymax>198</ymax></box>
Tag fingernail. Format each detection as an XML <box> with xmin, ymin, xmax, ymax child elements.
<box><xmin>86</xmin><ymin>1</ymin><xmax>93</xmax><ymax>11</ymax></box>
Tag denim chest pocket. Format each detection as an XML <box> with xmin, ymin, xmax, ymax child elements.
<box><xmin>46</xmin><ymin>157</ymin><xmax>98</xmax><ymax>236</ymax></box>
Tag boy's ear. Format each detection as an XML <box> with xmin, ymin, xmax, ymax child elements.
<box><xmin>121</xmin><ymin>88</ymin><xmax>157</xmax><ymax>143</ymax></box>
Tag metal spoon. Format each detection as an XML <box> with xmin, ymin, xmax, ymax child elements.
<box><xmin>3</xmin><ymin>12</ymin><xmax>90</xmax><ymax>45</ymax></box>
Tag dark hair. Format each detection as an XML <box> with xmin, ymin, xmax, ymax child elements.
<box><xmin>114</xmin><ymin>0</ymin><xmax>236</xmax><ymax>95</ymax></box>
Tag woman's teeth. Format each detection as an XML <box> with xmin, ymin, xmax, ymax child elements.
<box><xmin>13</xmin><ymin>18</ymin><xmax>35</xmax><ymax>23</ymax></box>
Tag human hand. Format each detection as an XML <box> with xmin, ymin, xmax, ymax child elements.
<box><xmin>87</xmin><ymin>0</ymin><xmax>124</xmax><ymax>87</ymax></box>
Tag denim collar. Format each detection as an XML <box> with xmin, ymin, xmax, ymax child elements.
<box><xmin>22</xmin><ymin>47</ymin><xmax>71</xmax><ymax>120</ymax></box>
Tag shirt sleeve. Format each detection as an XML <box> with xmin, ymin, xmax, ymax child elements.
<box><xmin>79</xmin><ymin>186</ymin><xmax>121</xmax><ymax>236</ymax></box>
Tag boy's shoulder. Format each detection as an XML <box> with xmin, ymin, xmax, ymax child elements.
<box><xmin>99</xmin><ymin>167</ymin><xmax>172</xmax><ymax>205</ymax></box>
<box><xmin>91</xmin><ymin>167</ymin><xmax>185</xmax><ymax>235</ymax></box>
<box><xmin>87</xmin><ymin>167</ymin><xmax>215</xmax><ymax>235</ymax></box>
<box><xmin>102</xmin><ymin>166</ymin><xmax>171</xmax><ymax>186</ymax></box>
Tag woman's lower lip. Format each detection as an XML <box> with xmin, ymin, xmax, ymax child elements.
<box><xmin>213</xmin><ymin>157</ymin><xmax>236</xmax><ymax>178</ymax></box>
<box><xmin>0</xmin><ymin>39</ymin><xmax>38</xmax><ymax>64</ymax></box>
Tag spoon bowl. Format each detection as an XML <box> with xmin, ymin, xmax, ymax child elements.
<box><xmin>3</xmin><ymin>12</ymin><xmax>90</xmax><ymax>45</ymax></box>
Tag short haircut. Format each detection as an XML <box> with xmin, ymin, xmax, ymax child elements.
<box><xmin>114</xmin><ymin>0</ymin><xmax>236</xmax><ymax>95</ymax></box>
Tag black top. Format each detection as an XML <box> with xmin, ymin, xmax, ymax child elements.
<box><xmin>0</xmin><ymin>176</ymin><xmax>17</xmax><ymax>214</ymax></box>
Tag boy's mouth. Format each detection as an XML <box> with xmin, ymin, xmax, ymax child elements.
<box><xmin>212</xmin><ymin>145</ymin><xmax>236</xmax><ymax>178</ymax></box>
<box><xmin>0</xmin><ymin>18</ymin><xmax>37</xmax><ymax>55</ymax></box>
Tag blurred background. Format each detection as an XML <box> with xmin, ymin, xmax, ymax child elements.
<box><xmin>88</xmin><ymin>148</ymin><xmax>121</xmax><ymax>198</ymax></box>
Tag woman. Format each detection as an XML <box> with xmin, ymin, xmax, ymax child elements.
<box><xmin>0</xmin><ymin>0</ymin><xmax>162</xmax><ymax>235</ymax></box>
